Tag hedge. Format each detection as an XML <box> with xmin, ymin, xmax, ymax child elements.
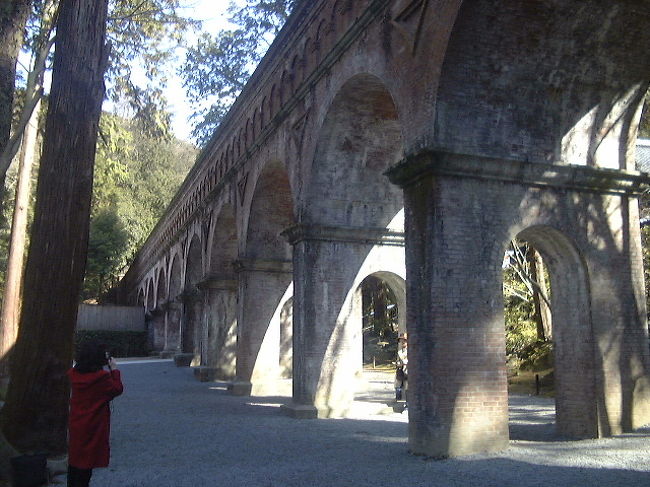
<box><xmin>75</xmin><ymin>330</ymin><xmax>147</xmax><ymax>358</ymax></box>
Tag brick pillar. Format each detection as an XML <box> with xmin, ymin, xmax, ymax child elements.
<box><xmin>388</xmin><ymin>149</ymin><xmax>650</xmax><ymax>456</ymax></box>
<box><xmin>282</xmin><ymin>224</ymin><xmax>403</xmax><ymax>419</ymax></box>
<box><xmin>406</xmin><ymin>177</ymin><xmax>508</xmax><ymax>457</ymax></box>
<box><xmin>587</xmin><ymin>196</ymin><xmax>650</xmax><ymax>435</ymax></box>
<box><xmin>150</xmin><ymin>305</ymin><xmax>166</xmax><ymax>351</ymax></box>
<box><xmin>388</xmin><ymin>153</ymin><xmax>510</xmax><ymax>457</ymax></box>
<box><xmin>279</xmin><ymin>298</ymin><xmax>293</xmax><ymax>378</ymax></box>
<box><xmin>230</xmin><ymin>258</ymin><xmax>292</xmax><ymax>396</ymax></box>
<box><xmin>164</xmin><ymin>300</ymin><xmax>182</xmax><ymax>353</ymax></box>
<box><xmin>195</xmin><ymin>275</ymin><xmax>238</xmax><ymax>381</ymax></box>
<box><xmin>180</xmin><ymin>289</ymin><xmax>203</xmax><ymax>366</ymax></box>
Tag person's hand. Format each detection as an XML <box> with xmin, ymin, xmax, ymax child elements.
<box><xmin>107</xmin><ymin>357</ymin><xmax>118</xmax><ymax>370</ymax></box>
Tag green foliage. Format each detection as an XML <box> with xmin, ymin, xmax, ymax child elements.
<box><xmin>503</xmin><ymin>241</ymin><xmax>553</xmax><ymax>371</ymax></box>
<box><xmin>362</xmin><ymin>277</ymin><xmax>399</xmax><ymax>340</ymax></box>
<box><xmin>105</xmin><ymin>0</ymin><xmax>200</xmax><ymax>138</ymax></box>
<box><xmin>84</xmin><ymin>208</ymin><xmax>129</xmax><ymax>300</ymax></box>
<box><xmin>181</xmin><ymin>0</ymin><xmax>297</xmax><ymax>145</ymax></box>
<box><xmin>18</xmin><ymin>0</ymin><xmax>198</xmax><ymax>139</ymax></box>
<box><xmin>503</xmin><ymin>265</ymin><xmax>538</xmax><ymax>359</ymax></box>
<box><xmin>82</xmin><ymin>113</ymin><xmax>196</xmax><ymax>301</ymax></box>
<box><xmin>75</xmin><ymin>330</ymin><xmax>147</xmax><ymax>357</ymax></box>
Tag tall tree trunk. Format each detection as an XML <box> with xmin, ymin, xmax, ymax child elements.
<box><xmin>0</xmin><ymin>0</ymin><xmax>31</xmax><ymax>196</ymax></box>
<box><xmin>534</xmin><ymin>250</ymin><xmax>552</xmax><ymax>340</ymax></box>
<box><xmin>0</xmin><ymin>98</ymin><xmax>40</xmax><ymax>380</ymax></box>
<box><xmin>0</xmin><ymin>0</ymin><xmax>109</xmax><ymax>455</ymax></box>
<box><xmin>527</xmin><ymin>247</ymin><xmax>552</xmax><ymax>341</ymax></box>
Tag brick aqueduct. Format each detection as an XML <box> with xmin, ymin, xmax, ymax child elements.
<box><xmin>117</xmin><ymin>0</ymin><xmax>650</xmax><ymax>457</ymax></box>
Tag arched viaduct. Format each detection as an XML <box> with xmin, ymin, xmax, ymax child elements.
<box><xmin>118</xmin><ymin>0</ymin><xmax>650</xmax><ymax>458</ymax></box>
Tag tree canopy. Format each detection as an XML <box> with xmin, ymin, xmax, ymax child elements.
<box><xmin>83</xmin><ymin>113</ymin><xmax>196</xmax><ymax>301</ymax></box>
<box><xmin>181</xmin><ymin>0</ymin><xmax>297</xmax><ymax>145</ymax></box>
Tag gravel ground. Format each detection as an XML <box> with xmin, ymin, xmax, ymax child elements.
<box><xmin>86</xmin><ymin>360</ymin><xmax>650</xmax><ymax>487</ymax></box>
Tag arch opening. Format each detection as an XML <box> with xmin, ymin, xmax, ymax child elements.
<box><xmin>306</xmin><ymin>73</ymin><xmax>404</xmax><ymax>229</ymax></box>
<box><xmin>182</xmin><ymin>235</ymin><xmax>203</xmax><ymax>360</ymax></box>
<box><xmin>291</xmin><ymin>74</ymin><xmax>406</xmax><ymax>416</ymax></box>
<box><xmin>204</xmin><ymin>204</ymin><xmax>239</xmax><ymax>379</ymax></box>
<box><xmin>166</xmin><ymin>253</ymin><xmax>183</xmax><ymax>351</ymax></box>
<box><xmin>504</xmin><ymin>226</ymin><xmax>597</xmax><ymax>440</ymax></box>
<box><xmin>239</xmin><ymin>160</ymin><xmax>295</xmax><ymax>394</ymax></box>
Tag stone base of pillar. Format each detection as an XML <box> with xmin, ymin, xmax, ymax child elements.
<box><xmin>228</xmin><ymin>381</ymin><xmax>252</xmax><ymax>396</ymax></box>
<box><xmin>281</xmin><ymin>403</ymin><xmax>318</xmax><ymax>419</ymax></box>
<box><xmin>193</xmin><ymin>367</ymin><xmax>220</xmax><ymax>382</ymax></box>
<box><xmin>160</xmin><ymin>350</ymin><xmax>176</xmax><ymax>359</ymax></box>
<box><xmin>173</xmin><ymin>353</ymin><xmax>194</xmax><ymax>367</ymax></box>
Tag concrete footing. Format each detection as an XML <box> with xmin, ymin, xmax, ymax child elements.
<box><xmin>281</xmin><ymin>403</ymin><xmax>318</xmax><ymax>419</ymax></box>
<box><xmin>193</xmin><ymin>367</ymin><xmax>219</xmax><ymax>382</ymax></box>
<box><xmin>173</xmin><ymin>353</ymin><xmax>194</xmax><ymax>367</ymax></box>
<box><xmin>228</xmin><ymin>381</ymin><xmax>253</xmax><ymax>396</ymax></box>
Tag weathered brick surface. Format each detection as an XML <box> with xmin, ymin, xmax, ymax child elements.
<box><xmin>390</xmin><ymin>151</ymin><xmax>650</xmax><ymax>456</ymax></box>
<box><xmin>116</xmin><ymin>0</ymin><xmax>650</xmax><ymax>457</ymax></box>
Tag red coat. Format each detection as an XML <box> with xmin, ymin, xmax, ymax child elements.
<box><xmin>67</xmin><ymin>368</ymin><xmax>123</xmax><ymax>469</ymax></box>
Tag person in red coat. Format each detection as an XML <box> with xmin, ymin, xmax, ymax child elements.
<box><xmin>67</xmin><ymin>340</ymin><xmax>123</xmax><ymax>487</ymax></box>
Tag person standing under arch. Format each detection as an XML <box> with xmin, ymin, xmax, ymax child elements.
<box><xmin>395</xmin><ymin>333</ymin><xmax>408</xmax><ymax>408</ymax></box>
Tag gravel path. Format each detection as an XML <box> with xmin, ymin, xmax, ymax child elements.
<box><xmin>89</xmin><ymin>360</ymin><xmax>650</xmax><ymax>487</ymax></box>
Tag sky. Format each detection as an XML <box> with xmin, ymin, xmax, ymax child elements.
<box><xmin>162</xmin><ymin>0</ymin><xmax>240</xmax><ymax>142</ymax></box>
<box><xmin>17</xmin><ymin>1</ymin><xmax>243</xmax><ymax>143</ymax></box>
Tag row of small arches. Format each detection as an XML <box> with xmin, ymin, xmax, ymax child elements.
<box><xmin>165</xmin><ymin>0</ymin><xmax>360</xmax><ymax>249</ymax></box>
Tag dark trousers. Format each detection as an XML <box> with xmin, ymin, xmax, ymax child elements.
<box><xmin>67</xmin><ymin>465</ymin><xmax>93</xmax><ymax>487</ymax></box>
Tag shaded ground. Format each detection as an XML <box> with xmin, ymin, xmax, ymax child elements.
<box><xmin>87</xmin><ymin>360</ymin><xmax>650</xmax><ymax>487</ymax></box>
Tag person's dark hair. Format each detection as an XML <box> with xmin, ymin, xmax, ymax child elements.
<box><xmin>74</xmin><ymin>340</ymin><xmax>108</xmax><ymax>373</ymax></box>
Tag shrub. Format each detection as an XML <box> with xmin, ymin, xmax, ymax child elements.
<box><xmin>75</xmin><ymin>330</ymin><xmax>147</xmax><ymax>358</ymax></box>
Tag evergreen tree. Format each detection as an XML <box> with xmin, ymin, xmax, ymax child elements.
<box><xmin>181</xmin><ymin>0</ymin><xmax>297</xmax><ymax>145</ymax></box>
<box><xmin>82</xmin><ymin>113</ymin><xmax>195</xmax><ymax>301</ymax></box>
<box><xmin>1</xmin><ymin>0</ymin><xmax>110</xmax><ymax>454</ymax></box>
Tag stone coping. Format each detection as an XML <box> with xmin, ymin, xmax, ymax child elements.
<box><xmin>233</xmin><ymin>258</ymin><xmax>293</xmax><ymax>274</ymax></box>
<box><xmin>282</xmin><ymin>224</ymin><xmax>405</xmax><ymax>247</ymax></box>
<box><xmin>386</xmin><ymin>149</ymin><xmax>650</xmax><ymax>195</ymax></box>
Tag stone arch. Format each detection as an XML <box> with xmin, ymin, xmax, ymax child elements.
<box><xmin>149</xmin><ymin>267</ymin><xmax>168</xmax><ymax>352</ymax></box>
<box><xmin>512</xmin><ymin>225</ymin><xmax>596</xmax><ymax>438</ymax></box>
<box><xmin>182</xmin><ymin>234</ymin><xmax>203</xmax><ymax>357</ymax></box>
<box><xmin>226</xmin><ymin>144</ymin><xmax>232</xmax><ymax>167</ymax></box>
<box><xmin>332</xmin><ymin>0</ymin><xmax>352</xmax><ymax>32</ymax></box>
<box><xmin>146</xmin><ymin>279</ymin><xmax>155</xmax><ymax>311</ymax></box>
<box><xmin>305</xmin><ymin>73</ymin><xmax>404</xmax><ymax>228</ymax></box>
<box><xmin>259</xmin><ymin>98</ymin><xmax>267</xmax><ymax>131</ymax></box>
<box><xmin>280</xmin><ymin>70</ymin><xmax>289</xmax><ymax>106</ymax></box>
<box><xmin>288</xmin><ymin>73</ymin><xmax>406</xmax><ymax>417</ymax></box>
<box><xmin>156</xmin><ymin>267</ymin><xmax>167</xmax><ymax>306</ymax></box>
<box><xmin>302</xmin><ymin>37</ymin><xmax>314</xmax><ymax>74</ymax></box>
<box><xmin>328</xmin><ymin>0</ymin><xmax>341</xmax><ymax>31</ymax></box>
<box><xmin>252</xmin><ymin>110</ymin><xmax>259</xmax><ymax>141</ymax></box>
<box><xmin>290</xmin><ymin>55</ymin><xmax>301</xmax><ymax>90</ymax></box>
<box><xmin>357</xmin><ymin>270</ymin><xmax>406</xmax><ymax>367</ymax></box>
<box><xmin>245</xmin><ymin>160</ymin><xmax>294</xmax><ymax>261</ymax></box>
<box><xmin>235</xmin><ymin>160</ymin><xmax>295</xmax><ymax>394</ymax></box>
<box><xmin>269</xmin><ymin>84</ymin><xmax>277</xmax><ymax>118</ymax></box>
<box><xmin>245</xmin><ymin>119</ymin><xmax>252</xmax><ymax>149</ymax></box>
<box><xmin>166</xmin><ymin>251</ymin><xmax>183</xmax><ymax>350</ymax></box>
<box><xmin>314</xmin><ymin>18</ymin><xmax>326</xmax><ymax>50</ymax></box>
<box><xmin>365</xmin><ymin>270</ymin><xmax>406</xmax><ymax>335</ymax></box>
<box><xmin>235</xmin><ymin>132</ymin><xmax>241</xmax><ymax>159</ymax></box>
<box><xmin>136</xmin><ymin>288</ymin><xmax>145</xmax><ymax>308</ymax></box>
<box><xmin>203</xmin><ymin>203</ymin><xmax>239</xmax><ymax>378</ymax></box>
<box><xmin>210</xmin><ymin>203</ymin><xmax>238</xmax><ymax>275</ymax></box>
<box><xmin>434</xmin><ymin>0</ymin><xmax>650</xmax><ymax>168</ymax></box>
